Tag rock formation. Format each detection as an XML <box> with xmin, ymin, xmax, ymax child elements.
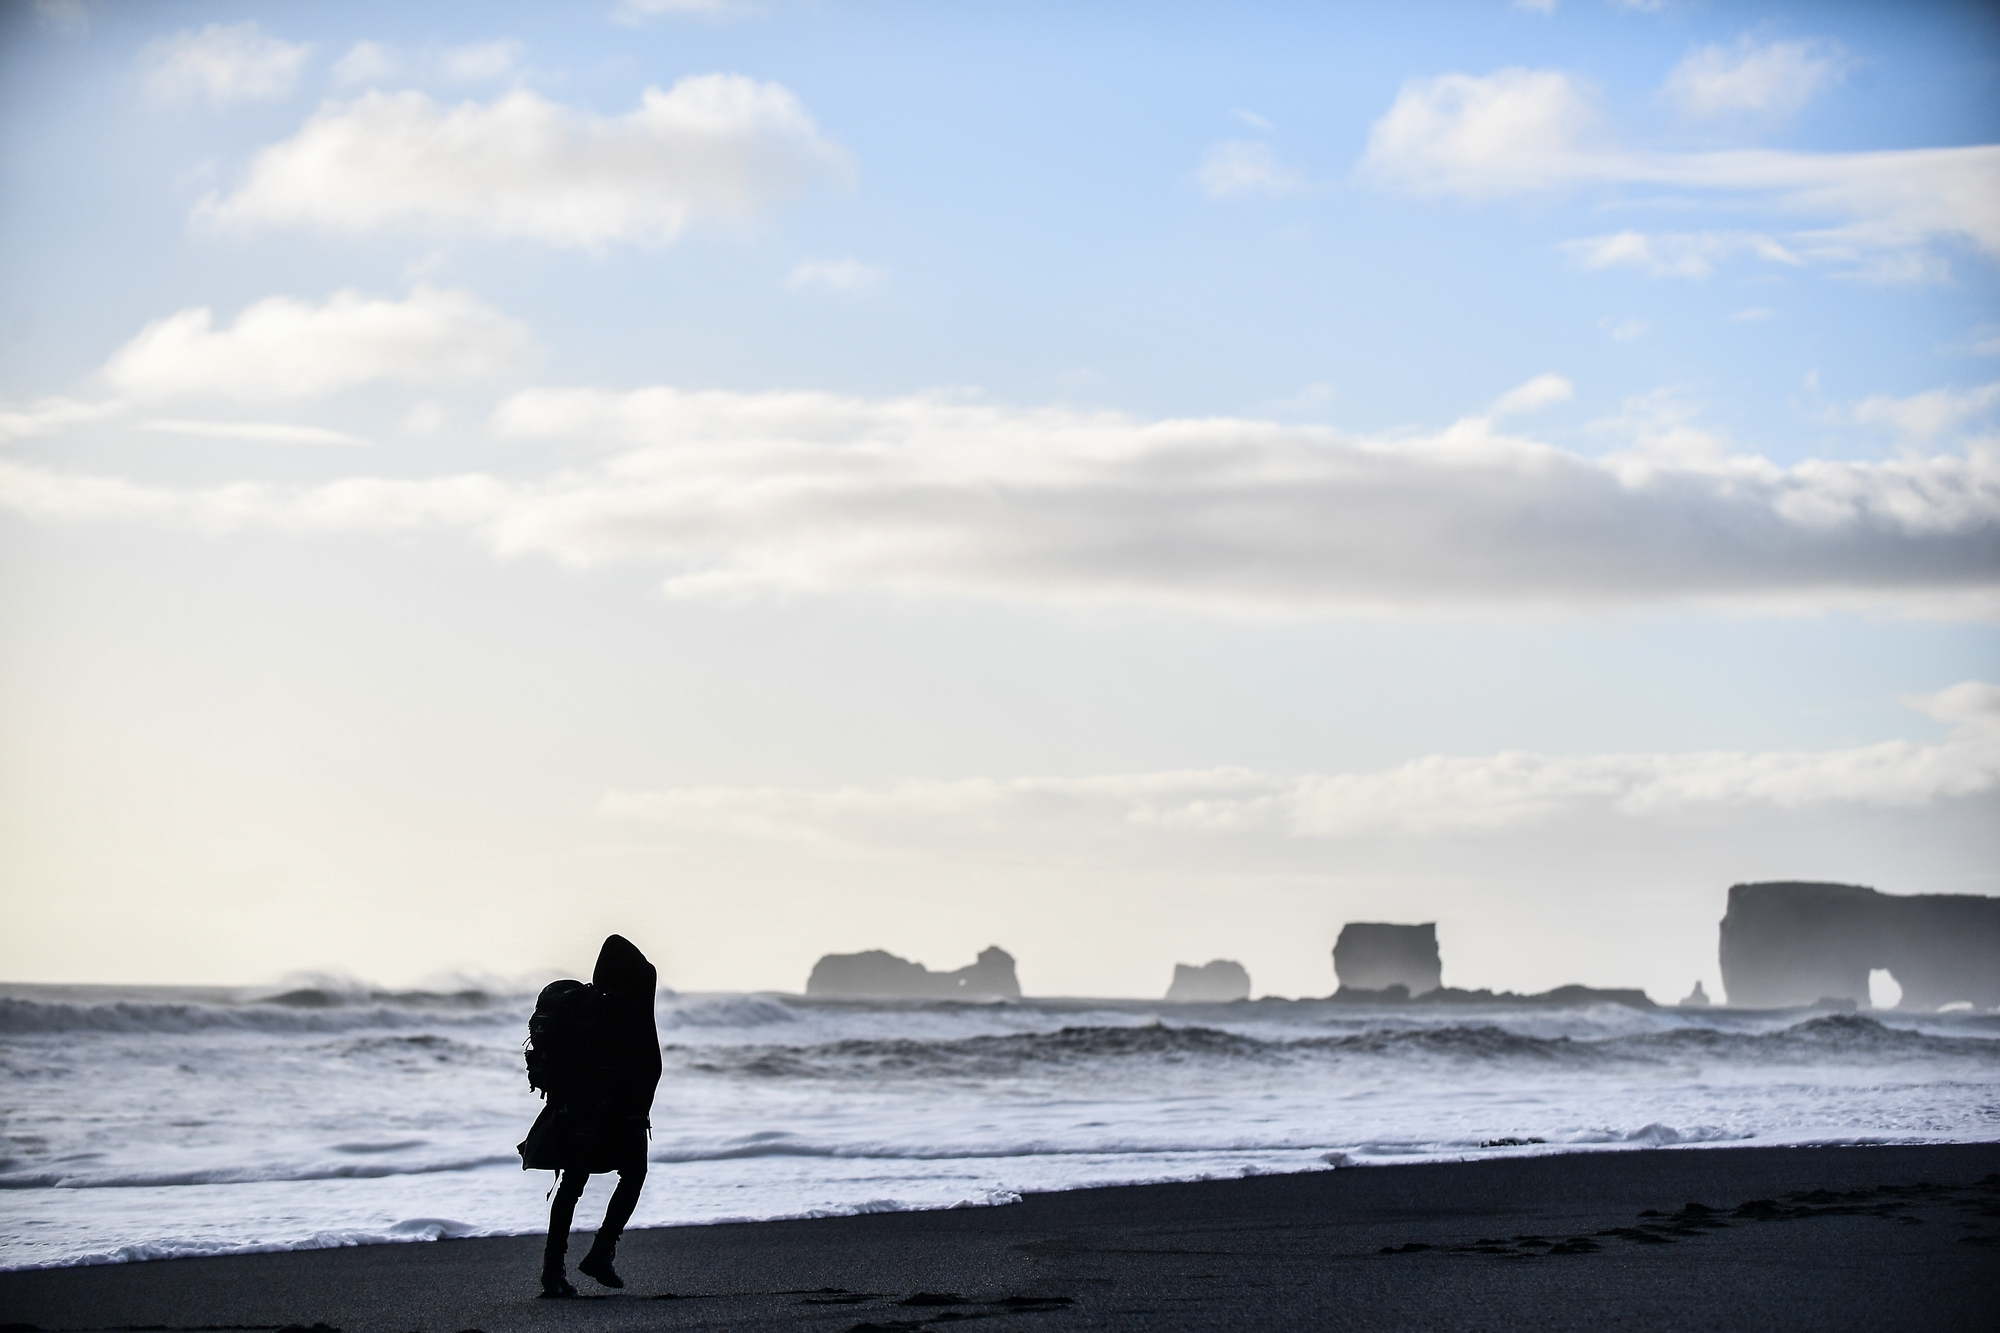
<box><xmin>1332</xmin><ymin>922</ymin><xmax>1441</xmax><ymax>996</ymax></box>
<box><xmin>1328</xmin><ymin>982</ymin><xmax>1653</xmax><ymax>1009</ymax></box>
<box><xmin>1165</xmin><ymin>959</ymin><xmax>1251</xmax><ymax>1002</ymax></box>
<box><xmin>1679</xmin><ymin>980</ymin><xmax>1711</xmax><ymax>1007</ymax></box>
<box><xmin>806</xmin><ymin>945</ymin><xmax>1021</xmax><ymax>1000</ymax></box>
<box><xmin>1718</xmin><ymin>882</ymin><xmax>2000</xmax><ymax>1010</ymax></box>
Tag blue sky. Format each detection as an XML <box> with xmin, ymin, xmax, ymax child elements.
<box><xmin>0</xmin><ymin>0</ymin><xmax>1995</xmax><ymax>999</ymax></box>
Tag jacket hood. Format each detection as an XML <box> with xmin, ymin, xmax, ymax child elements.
<box><xmin>593</xmin><ymin>933</ymin><xmax>657</xmax><ymax>1000</ymax></box>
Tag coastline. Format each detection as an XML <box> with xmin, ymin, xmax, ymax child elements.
<box><xmin>4</xmin><ymin>1142</ymin><xmax>1995</xmax><ymax>1332</ymax></box>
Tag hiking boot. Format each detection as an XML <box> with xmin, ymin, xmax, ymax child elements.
<box><xmin>578</xmin><ymin>1242</ymin><xmax>624</xmax><ymax>1289</ymax></box>
<box><xmin>539</xmin><ymin>1255</ymin><xmax>576</xmax><ymax>1298</ymax></box>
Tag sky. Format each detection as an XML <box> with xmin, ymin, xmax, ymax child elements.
<box><xmin>0</xmin><ymin>0</ymin><xmax>1995</xmax><ymax>1002</ymax></box>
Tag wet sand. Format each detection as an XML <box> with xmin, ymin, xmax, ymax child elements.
<box><xmin>4</xmin><ymin>1144</ymin><xmax>1996</xmax><ymax>1332</ymax></box>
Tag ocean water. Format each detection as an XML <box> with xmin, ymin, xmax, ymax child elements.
<box><xmin>3</xmin><ymin>982</ymin><xmax>1997</xmax><ymax>1270</ymax></box>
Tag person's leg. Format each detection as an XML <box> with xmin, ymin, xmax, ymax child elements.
<box><xmin>578</xmin><ymin>1158</ymin><xmax>648</xmax><ymax>1287</ymax></box>
<box><xmin>540</xmin><ymin>1170</ymin><xmax>587</xmax><ymax>1296</ymax></box>
<box><xmin>601</xmin><ymin>1160</ymin><xmax>648</xmax><ymax>1237</ymax></box>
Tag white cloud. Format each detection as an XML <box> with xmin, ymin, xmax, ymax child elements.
<box><xmin>1664</xmin><ymin>37</ymin><xmax>1848</xmax><ymax>123</ymax></box>
<box><xmin>404</xmin><ymin>401</ymin><xmax>449</xmax><ymax>435</ymax></box>
<box><xmin>5</xmin><ymin>382</ymin><xmax>1996</xmax><ymax>618</ymax></box>
<box><xmin>1198</xmin><ymin>141</ymin><xmax>1309</xmax><ymax>199</ymax></box>
<box><xmin>1561</xmin><ymin>230</ymin><xmax>1801</xmax><ymax>279</ymax></box>
<box><xmin>1589</xmin><ymin>389</ymin><xmax>1747</xmax><ymax>480</ymax></box>
<box><xmin>1512</xmin><ymin>0</ymin><xmax>1559</xmax><ymax>14</ymax></box>
<box><xmin>1363</xmin><ymin>68</ymin><xmax>2000</xmax><ymax>261</ymax></box>
<box><xmin>1852</xmin><ymin>382</ymin><xmax>2000</xmax><ymax>442</ymax></box>
<box><xmin>0</xmin><ymin>396</ymin><xmax>122</xmax><ymax>444</ymax></box>
<box><xmin>97</xmin><ymin>286</ymin><xmax>531</xmax><ymax>402</ymax></box>
<box><xmin>139</xmin><ymin>420</ymin><xmax>374</xmax><ymax>448</ymax></box>
<box><xmin>1908</xmin><ymin>679</ymin><xmax>2000</xmax><ymax>730</ymax></box>
<box><xmin>1564</xmin><ymin>227</ymin><xmax>1953</xmax><ymax>286</ymax></box>
<box><xmin>1730</xmin><ymin>307</ymin><xmax>1776</xmax><ymax>322</ymax></box>
<box><xmin>1362</xmin><ymin>68</ymin><xmax>1604</xmax><ymax>197</ymax></box>
<box><xmin>201</xmin><ymin>78</ymin><xmax>849</xmax><ymax>249</ymax></box>
<box><xmin>1490</xmin><ymin>373</ymin><xmax>1572</xmax><ymax>417</ymax></box>
<box><xmin>1601</xmin><ymin>317</ymin><xmax>1649</xmax><ymax>343</ymax></box>
<box><xmin>601</xmin><ymin>682</ymin><xmax>2000</xmax><ymax>851</ymax></box>
<box><xmin>0</xmin><ymin>461</ymin><xmax>513</xmax><ymax>539</ymax></box>
<box><xmin>789</xmin><ymin>258</ymin><xmax>885</xmax><ymax>293</ymax></box>
<box><xmin>141</xmin><ymin>23</ymin><xmax>310</xmax><ymax>106</ymax></box>
<box><xmin>1230</xmin><ymin>108</ymin><xmax>1275</xmax><ymax>132</ymax></box>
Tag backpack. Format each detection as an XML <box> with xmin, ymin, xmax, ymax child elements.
<box><xmin>524</xmin><ymin>979</ymin><xmax>595</xmax><ymax>1100</ymax></box>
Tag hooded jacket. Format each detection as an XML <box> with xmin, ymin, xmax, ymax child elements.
<box><xmin>518</xmin><ymin>934</ymin><xmax>660</xmax><ymax>1173</ymax></box>
<box><xmin>589</xmin><ymin>933</ymin><xmax>662</xmax><ymax>1118</ymax></box>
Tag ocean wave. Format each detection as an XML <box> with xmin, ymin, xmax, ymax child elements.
<box><xmin>258</xmin><ymin>987</ymin><xmax>506</xmax><ymax>1011</ymax></box>
<box><xmin>13</xmin><ymin>1216</ymin><xmax>502</xmax><ymax>1269</ymax></box>
<box><xmin>1563</xmin><ymin>1121</ymin><xmax>1749</xmax><ymax>1146</ymax></box>
<box><xmin>674</xmin><ymin>1021</ymin><xmax>1591</xmax><ymax>1081</ymax></box>
<box><xmin>0</xmin><ymin>996</ymin><xmax>515</xmax><ymax>1037</ymax></box>
<box><xmin>1295</xmin><ymin>1024</ymin><xmax>1599</xmax><ymax>1062</ymax></box>
<box><xmin>669</xmin><ymin>1014</ymin><xmax>2000</xmax><ymax>1082</ymax></box>
<box><xmin>1600</xmin><ymin>1014</ymin><xmax>2000</xmax><ymax>1064</ymax></box>
<box><xmin>646</xmin><ymin>1134</ymin><xmax>1301</xmax><ymax>1164</ymax></box>
<box><xmin>662</xmin><ymin>995</ymin><xmax>800</xmax><ymax>1029</ymax></box>
<box><xmin>0</xmin><ymin>1152</ymin><xmax>521</xmax><ymax>1190</ymax></box>
<box><xmin>3</xmin><ymin>1188</ymin><xmax>1027</xmax><ymax>1270</ymax></box>
<box><xmin>677</xmin><ymin>1023</ymin><xmax>1277</xmax><ymax>1079</ymax></box>
<box><xmin>319</xmin><ymin>1033</ymin><xmax>508</xmax><ymax>1067</ymax></box>
<box><xmin>638</xmin><ymin>1117</ymin><xmax>1759</xmax><ymax>1166</ymax></box>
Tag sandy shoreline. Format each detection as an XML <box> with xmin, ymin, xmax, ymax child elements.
<box><xmin>3</xmin><ymin>1143</ymin><xmax>1996</xmax><ymax>1332</ymax></box>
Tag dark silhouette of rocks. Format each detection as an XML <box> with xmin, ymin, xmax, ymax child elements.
<box><xmin>1718</xmin><ymin>882</ymin><xmax>2000</xmax><ymax>1010</ymax></box>
<box><xmin>1489</xmin><ymin>984</ymin><xmax>1654</xmax><ymax>1009</ymax></box>
<box><xmin>1332</xmin><ymin>923</ymin><xmax>1441</xmax><ymax>995</ymax></box>
<box><xmin>1679</xmin><ymin>980</ymin><xmax>1711</xmax><ymax>1007</ymax></box>
<box><xmin>1327</xmin><ymin>921</ymin><xmax>1651</xmax><ymax>1006</ymax></box>
<box><xmin>1165</xmin><ymin>960</ymin><xmax>1250</xmax><ymax>1002</ymax></box>
<box><xmin>1330</xmin><ymin>983</ymin><xmax>1412</xmax><ymax>1003</ymax></box>
<box><xmin>1329</xmin><ymin>982</ymin><xmax>1654</xmax><ymax>1009</ymax></box>
<box><xmin>806</xmin><ymin>946</ymin><xmax>1021</xmax><ymax>1000</ymax></box>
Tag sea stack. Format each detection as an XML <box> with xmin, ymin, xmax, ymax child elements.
<box><xmin>1165</xmin><ymin>960</ymin><xmax>1251</xmax><ymax>1002</ymax></box>
<box><xmin>806</xmin><ymin>945</ymin><xmax>1022</xmax><ymax>1000</ymax></box>
<box><xmin>1333</xmin><ymin>923</ymin><xmax>1442</xmax><ymax>996</ymax></box>
<box><xmin>1718</xmin><ymin>882</ymin><xmax>2000</xmax><ymax>1009</ymax></box>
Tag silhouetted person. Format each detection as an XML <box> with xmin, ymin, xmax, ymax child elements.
<box><xmin>518</xmin><ymin>934</ymin><xmax>661</xmax><ymax>1297</ymax></box>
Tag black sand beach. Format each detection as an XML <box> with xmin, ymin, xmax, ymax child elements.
<box><xmin>5</xmin><ymin>1144</ymin><xmax>1996</xmax><ymax>1333</ymax></box>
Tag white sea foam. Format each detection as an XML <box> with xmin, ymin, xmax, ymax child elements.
<box><xmin>1</xmin><ymin>983</ymin><xmax>1994</xmax><ymax>1270</ymax></box>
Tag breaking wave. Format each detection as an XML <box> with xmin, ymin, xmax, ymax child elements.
<box><xmin>662</xmin><ymin>995</ymin><xmax>800</xmax><ymax>1029</ymax></box>
<box><xmin>1604</xmin><ymin>1013</ymin><xmax>2000</xmax><ymax>1063</ymax></box>
<box><xmin>0</xmin><ymin>1153</ymin><xmax>522</xmax><ymax>1190</ymax></box>
<box><xmin>0</xmin><ymin>995</ymin><xmax>520</xmax><ymax>1037</ymax></box>
<box><xmin>17</xmin><ymin>1217</ymin><xmax>500</xmax><ymax>1269</ymax></box>
<box><xmin>673</xmin><ymin>1015</ymin><xmax>2000</xmax><ymax>1082</ymax></box>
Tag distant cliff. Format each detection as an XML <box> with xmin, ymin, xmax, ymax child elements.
<box><xmin>806</xmin><ymin>945</ymin><xmax>1021</xmax><ymax>1000</ymax></box>
<box><xmin>1332</xmin><ymin>923</ymin><xmax>1441</xmax><ymax>995</ymax></box>
<box><xmin>1166</xmin><ymin>960</ymin><xmax>1250</xmax><ymax>1002</ymax></box>
<box><xmin>1718</xmin><ymin>882</ymin><xmax>2000</xmax><ymax>1009</ymax></box>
